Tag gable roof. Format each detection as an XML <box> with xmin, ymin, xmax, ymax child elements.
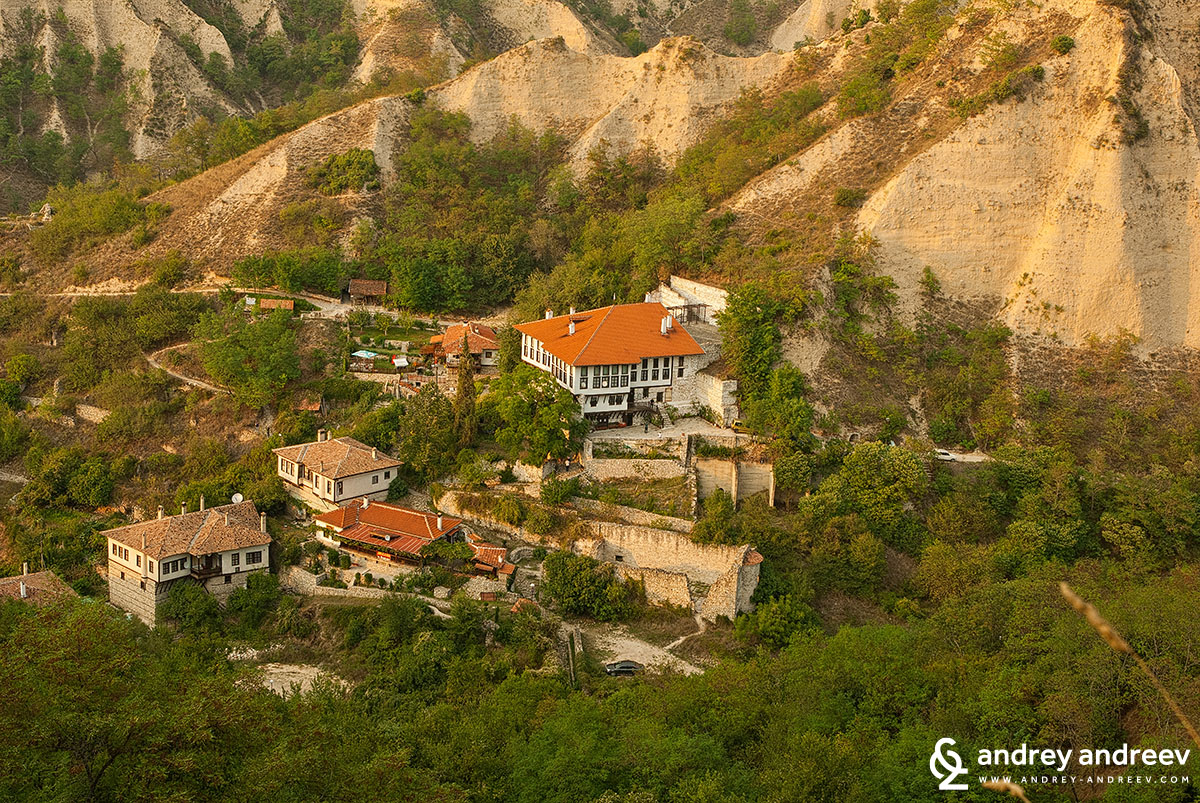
<box><xmin>441</xmin><ymin>323</ymin><xmax>498</xmax><ymax>356</ymax></box>
<box><xmin>315</xmin><ymin>500</ymin><xmax>465</xmax><ymax>557</ymax></box>
<box><xmin>103</xmin><ymin>501</ymin><xmax>270</xmax><ymax>560</ymax></box>
<box><xmin>0</xmin><ymin>570</ymin><xmax>78</xmax><ymax>606</ymax></box>
<box><xmin>514</xmin><ymin>302</ymin><xmax>704</xmax><ymax>367</ymax></box>
<box><xmin>315</xmin><ymin>499</ymin><xmax>460</xmax><ymax>539</ymax></box>
<box><xmin>348</xmin><ymin>279</ymin><xmax>388</xmax><ymax>297</ymax></box>
<box><xmin>272</xmin><ymin>437</ymin><xmax>401</xmax><ymax>479</ymax></box>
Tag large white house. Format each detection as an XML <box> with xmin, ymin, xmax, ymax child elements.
<box><xmin>515</xmin><ymin>302</ymin><xmax>711</xmax><ymax>426</ymax></box>
<box><xmin>272</xmin><ymin>431</ymin><xmax>402</xmax><ymax>508</ymax></box>
<box><xmin>104</xmin><ymin>500</ymin><xmax>272</xmax><ymax>625</ymax></box>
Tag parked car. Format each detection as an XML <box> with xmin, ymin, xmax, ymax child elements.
<box><xmin>935</xmin><ymin>449</ymin><xmax>956</xmax><ymax>462</ymax></box>
<box><xmin>605</xmin><ymin>660</ymin><xmax>645</xmax><ymax>677</ymax></box>
<box><xmin>730</xmin><ymin>420</ymin><xmax>753</xmax><ymax>434</ymax></box>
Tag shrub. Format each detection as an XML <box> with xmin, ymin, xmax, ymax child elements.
<box><xmin>540</xmin><ymin>476</ymin><xmax>579</xmax><ymax>506</ymax></box>
<box><xmin>834</xmin><ymin>187</ymin><xmax>867</xmax><ymax>208</ymax></box>
<box><xmin>339</xmin><ymin>553</ymin><xmax>351</xmax><ymax>569</ymax></box>
<box><xmin>306</xmin><ymin>148</ymin><xmax>380</xmax><ymax>195</ymax></box>
<box><xmin>525</xmin><ymin>507</ymin><xmax>553</xmax><ymax>535</ymax></box>
<box><xmin>1050</xmin><ymin>35</ymin><xmax>1075</xmax><ymax>55</ymax></box>
<box><xmin>494</xmin><ymin>493</ymin><xmax>525</xmax><ymax>525</ymax></box>
<box><xmin>724</xmin><ymin>0</ymin><xmax>757</xmax><ymax>46</ymax></box>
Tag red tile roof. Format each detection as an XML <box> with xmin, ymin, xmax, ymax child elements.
<box><xmin>743</xmin><ymin>549</ymin><xmax>764</xmax><ymax>566</ymax></box>
<box><xmin>514</xmin><ymin>303</ymin><xmax>704</xmax><ymax>366</ymax></box>
<box><xmin>315</xmin><ymin>499</ymin><xmax>460</xmax><ymax>539</ymax></box>
<box><xmin>259</xmin><ymin>298</ymin><xmax>294</xmax><ymax>310</ymax></box>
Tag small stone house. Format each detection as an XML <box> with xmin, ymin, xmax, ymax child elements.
<box><xmin>348</xmin><ymin>279</ymin><xmax>388</xmax><ymax>306</ymax></box>
<box><xmin>103</xmin><ymin>500</ymin><xmax>272</xmax><ymax>625</ymax></box>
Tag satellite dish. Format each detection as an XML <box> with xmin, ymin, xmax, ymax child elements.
<box><xmin>231</xmin><ymin>493</ymin><xmax>244</xmax><ymax>504</ymax></box>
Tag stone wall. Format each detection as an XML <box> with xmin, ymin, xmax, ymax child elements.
<box><xmin>695</xmin><ymin>458</ymin><xmax>775</xmax><ymax>506</ymax></box>
<box><xmin>668</xmin><ymin>276</ymin><xmax>728</xmax><ymax>317</ymax></box>
<box><xmin>439</xmin><ymin>492</ymin><xmax>759</xmax><ymax>622</ymax></box>
<box><xmin>571</xmin><ymin>498</ymin><xmax>692</xmax><ymax>533</ymax></box>
<box><xmin>201</xmin><ymin>569</ymin><xmax>255</xmax><ymax>603</ymax></box>
<box><xmin>583</xmin><ymin>522</ymin><xmax>748</xmax><ymax>584</ymax></box>
<box><xmin>108</xmin><ymin>569</ymin><xmax>166</xmax><ymax>625</ymax></box>
<box><xmin>279</xmin><ymin>565</ymin><xmax>394</xmax><ymax>600</ymax></box>
<box><xmin>617</xmin><ymin>565</ymin><xmax>692</xmax><ymax>609</ymax></box>
<box><xmin>580</xmin><ymin>457</ymin><xmax>686</xmax><ymax>482</ymax></box>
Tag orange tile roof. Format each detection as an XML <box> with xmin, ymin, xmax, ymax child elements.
<box><xmin>514</xmin><ymin>303</ymin><xmax>704</xmax><ymax>367</ymax></box>
<box><xmin>103</xmin><ymin>502</ymin><xmax>270</xmax><ymax>559</ymax></box>
<box><xmin>259</xmin><ymin>298</ymin><xmax>294</xmax><ymax>310</ymax></box>
<box><xmin>315</xmin><ymin>499</ymin><xmax>461</xmax><ymax>540</ymax></box>
<box><xmin>273</xmin><ymin>437</ymin><xmax>401</xmax><ymax>479</ymax></box>
<box><xmin>441</xmin><ymin>323</ymin><xmax>498</xmax><ymax>356</ymax></box>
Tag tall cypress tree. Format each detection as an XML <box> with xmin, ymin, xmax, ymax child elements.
<box><xmin>453</xmin><ymin>331</ymin><xmax>476</xmax><ymax>447</ymax></box>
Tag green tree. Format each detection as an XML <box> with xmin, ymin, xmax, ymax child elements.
<box><xmin>482</xmin><ymin>365</ymin><xmax>587</xmax><ymax>462</ymax></box>
<box><xmin>195</xmin><ymin>309</ymin><xmax>301</xmax><ymax>407</ymax></box>
<box><xmin>453</xmin><ymin>333</ymin><xmax>477</xmax><ymax>448</ymax></box>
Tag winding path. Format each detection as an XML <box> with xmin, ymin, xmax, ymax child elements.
<box><xmin>145</xmin><ymin>344</ymin><xmax>230</xmax><ymax>395</ymax></box>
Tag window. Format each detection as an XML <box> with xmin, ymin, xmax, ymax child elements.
<box><xmin>120</xmin><ymin>571</ymin><xmax>125</xmax><ymax>580</ymax></box>
<box><xmin>484</xmin><ymin>351</ymin><xmax>492</xmax><ymax>358</ymax></box>
<box><xmin>384</xmin><ymin>470</ymin><xmax>390</xmax><ymax>480</ymax></box>
<box><xmin>112</xmin><ymin>543</ymin><xmax>117</xmax><ymax>555</ymax></box>
<box><xmin>641</xmin><ymin>369</ymin><xmax>648</xmax><ymax>381</ymax></box>
<box><xmin>136</xmin><ymin>555</ymin><xmax>141</xmax><ymax>567</ymax></box>
<box><xmin>336</xmin><ymin>481</ymin><xmax>343</xmax><ymax>496</ymax></box>
<box><xmin>231</xmin><ymin>553</ymin><xmax>240</xmax><ymax>567</ymax></box>
<box><xmin>248</xmin><ymin>551</ymin><xmax>263</xmax><ymax>564</ymax></box>
<box><xmin>224</xmin><ymin>575</ymin><xmax>231</xmax><ymax>584</ymax></box>
<box><xmin>589</xmin><ymin>397</ymin><xmax>598</xmax><ymax>407</ymax></box>
<box><xmin>643</xmin><ymin>388</ymin><xmax>649</xmax><ymax>398</ymax></box>
<box><xmin>678</xmin><ymin>367</ymin><xmax>684</xmax><ymax>378</ymax></box>
<box><xmin>641</xmin><ymin>358</ymin><xmax>648</xmax><ymax>368</ymax></box>
<box><xmin>148</xmin><ymin>561</ymin><xmax>154</xmax><ymax>573</ymax></box>
<box><xmin>652</xmin><ymin>358</ymin><xmax>659</xmax><ymax>368</ymax></box>
<box><xmin>326</xmin><ymin>480</ymin><xmax>332</xmax><ymax>493</ymax></box>
<box><xmin>372</xmin><ymin>474</ymin><xmax>379</xmax><ymax>485</ymax></box>
<box><xmin>140</xmin><ymin>580</ymin><xmax>145</xmax><ymax>590</ymax></box>
<box><xmin>615</xmin><ymin>555</ymin><xmax>623</xmax><ymax>562</ymax></box>
<box><xmin>656</xmin><ymin>392</ymin><xmax>664</xmax><ymax>402</ymax></box>
<box><xmin>581</xmin><ymin>376</ymin><xmax>588</xmax><ymax>389</ymax></box>
<box><xmin>652</xmin><ymin>369</ymin><xmax>659</xmax><ymax>381</ymax></box>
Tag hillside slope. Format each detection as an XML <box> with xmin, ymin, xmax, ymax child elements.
<box><xmin>78</xmin><ymin>36</ymin><xmax>790</xmax><ymax>272</ymax></box>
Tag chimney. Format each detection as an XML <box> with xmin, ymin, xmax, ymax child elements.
<box><xmin>372</xmin><ymin>447</ymin><xmax>378</xmax><ymax>460</ymax></box>
<box><xmin>181</xmin><ymin>503</ymin><xmax>186</xmax><ymax>515</ymax></box>
<box><xmin>260</xmin><ymin>512</ymin><xmax>267</xmax><ymax>534</ymax></box>
<box><xmin>666</xmin><ymin>314</ymin><xmax>674</xmax><ymax>331</ymax></box>
<box><xmin>568</xmin><ymin>320</ymin><xmax>576</xmax><ymax>336</ymax></box>
<box><xmin>224</xmin><ymin>512</ymin><xmax>229</xmax><ymax>526</ymax></box>
<box><xmin>199</xmin><ymin>495</ymin><xmax>205</xmax><ymax>511</ymax></box>
<box><xmin>544</xmin><ymin>308</ymin><xmax>553</xmax><ymax>319</ymax></box>
<box><xmin>19</xmin><ymin>581</ymin><xmax>26</xmax><ymax>599</ymax></box>
<box><xmin>22</xmin><ymin>562</ymin><xmax>28</xmax><ymax>576</ymax></box>
<box><xmin>384</xmin><ymin>534</ymin><xmax>391</xmax><ymax>542</ymax></box>
<box><xmin>317</xmin><ymin>428</ymin><xmax>328</xmax><ymax>442</ymax></box>
<box><xmin>661</xmin><ymin>317</ymin><xmax>668</xmax><ymax>335</ymax></box>
<box><xmin>569</xmin><ymin>306</ymin><xmax>576</xmax><ymax>315</ymax></box>
<box><xmin>436</xmin><ymin>513</ymin><xmax>443</xmax><ymax>531</ymax></box>
<box><xmin>157</xmin><ymin>505</ymin><xmax>164</xmax><ymax>520</ymax></box>
<box><xmin>362</xmin><ymin>497</ymin><xmax>370</xmax><ymax>509</ymax></box>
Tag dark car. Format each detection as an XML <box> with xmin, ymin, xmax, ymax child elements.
<box><xmin>604</xmin><ymin>660</ymin><xmax>645</xmax><ymax>677</ymax></box>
